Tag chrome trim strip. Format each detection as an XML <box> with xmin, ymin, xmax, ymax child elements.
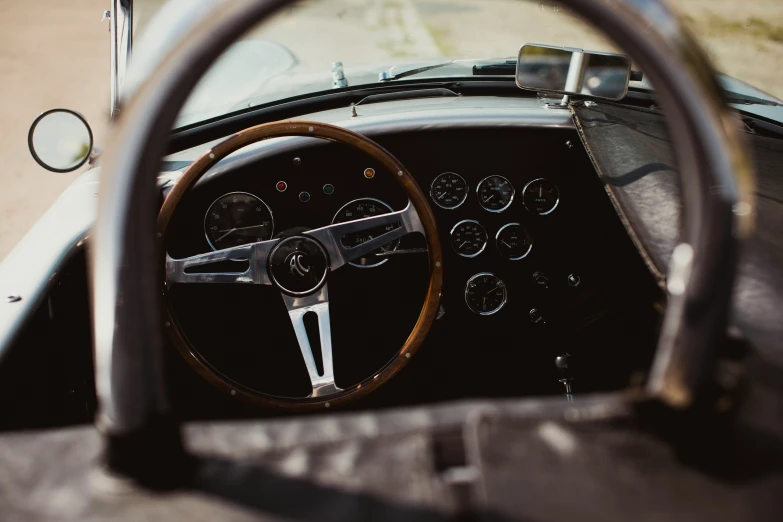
<box><xmin>111</xmin><ymin>0</ymin><xmax>133</xmax><ymax>118</ymax></box>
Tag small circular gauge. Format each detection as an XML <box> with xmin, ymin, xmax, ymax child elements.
<box><xmin>430</xmin><ymin>172</ymin><xmax>468</xmax><ymax>209</ymax></box>
<box><xmin>332</xmin><ymin>198</ymin><xmax>400</xmax><ymax>268</ymax></box>
<box><xmin>465</xmin><ymin>273</ymin><xmax>507</xmax><ymax>315</ymax></box>
<box><xmin>477</xmin><ymin>175</ymin><xmax>515</xmax><ymax>212</ymax></box>
<box><xmin>523</xmin><ymin>178</ymin><xmax>560</xmax><ymax>215</ymax></box>
<box><xmin>450</xmin><ymin>220</ymin><xmax>488</xmax><ymax>258</ymax></box>
<box><xmin>496</xmin><ymin>223</ymin><xmax>533</xmax><ymax>260</ymax></box>
<box><xmin>204</xmin><ymin>192</ymin><xmax>274</xmax><ymax>250</ymax></box>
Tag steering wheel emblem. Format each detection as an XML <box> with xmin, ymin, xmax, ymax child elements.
<box><xmin>269</xmin><ymin>236</ymin><xmax>329</xmax><ymax>295</ymax></box>
<box><xmin>287</xmin><ymin>252</ymin><xmax>311</xmax><ymax>278</ymax></box>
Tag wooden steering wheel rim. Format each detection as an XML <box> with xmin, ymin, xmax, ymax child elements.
<box><xmin>157</xmin><ymin>121</ymin><xmax>443</xmax><ymax>411</ymax></box>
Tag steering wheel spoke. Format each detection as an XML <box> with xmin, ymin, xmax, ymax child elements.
<box><xmin>281</xmin><ymin>285</ymin><xmax>341</xmax><ymax>398</ymax></box>
<box><xmin>165</xmin><ymin>239</ymin><xmax>277</xmax><ymax>286</ymax></box>
<box><xmin>307</xmin><ymin>200</ymin><xmax>425</xmax><ymax>270</ymax></box>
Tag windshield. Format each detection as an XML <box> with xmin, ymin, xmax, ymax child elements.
<box><xmin>133</xmin><ymin>0</ymin><xmax>783</xmax><ymax>128</ymax></box>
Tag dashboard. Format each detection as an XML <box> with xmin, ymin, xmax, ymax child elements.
<box><xmin>163</xmin><ymin>124</ymin><xmax>662</xmax><ymax>415</ymax></box>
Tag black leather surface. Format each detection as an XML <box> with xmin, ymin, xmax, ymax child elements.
<box><xmin>2</xmin><ymin>394</ymin><xmax>782</xmax><ymax>521</ymax></box>
<box><xmin>573</xmin><ymin>102</ymin><xmax>783</xmax><ymax>365</ymax></box>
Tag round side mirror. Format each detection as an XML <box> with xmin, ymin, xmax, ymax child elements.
<box><xmin>28</xmin><ymin>109</ymin><xmax>93</xmax><ymax>173</ymax></box>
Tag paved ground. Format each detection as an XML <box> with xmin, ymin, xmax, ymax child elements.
<box><xmin>0</xmin><ymin>0</ymin><xmax>781</xmax><ymax>261</ymax></box>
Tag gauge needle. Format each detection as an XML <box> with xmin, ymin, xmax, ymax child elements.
<box><xmin>484</xmin><ymin>194</ymin><xmax>495</xmax><ymax>203</ymax></box>
<box><xmin>501</xmin><ymin>240</ymin><xmax>512</xmax><ymax>248</ymax></box>
<box><xmin>539</xmin><ymin>185</ymin><xmax>543</xmax><ymax>198</ymax></box>
<box><xmin>485</xmin><ymin>282</ymin><xmax>505</xmax><ymax>296</ymax></box>
<box><xmin>218</xmin><ymin>224</ymin><xmax>267</xmax><ymax>233</ymax></box>
<box><xmin>215</xmin><ymin>228</ymin><xmax>236</xmax><ymax>242</ymax></box>
<box><xmin>459</xmin><ymin>240</ymin><xmax>468</xmax><ymax>249</ymax></box>
<box><xmin>437</xmin><ymin>192</ymin><xmax>447</xmax><ymax>200</ymax></box>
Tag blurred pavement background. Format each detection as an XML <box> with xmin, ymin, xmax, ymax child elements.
<box><xmin>0</xmin><ymin>0</ymin><xmax>781</xmax><ymax>260</ymax></box>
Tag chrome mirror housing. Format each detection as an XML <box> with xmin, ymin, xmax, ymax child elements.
<box><xmin>27</xmin><ymin>109</ymin><xmax>94</xmax><ymax>173</ymax></box>
<box><xmin>516</xmin><ymin>43</ymin><xmax>632</xmax><ymax>101</ymax></box>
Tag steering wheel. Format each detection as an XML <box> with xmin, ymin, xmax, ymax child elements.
<box><xmin>157</xmin><ymin>121</ymin><xmax>442</xmax><ymax>409</ymax></box>
<box><xmin>92</xmin><ymin>0</ymin><xmax>754</xmax><ymax>455</ymax></box>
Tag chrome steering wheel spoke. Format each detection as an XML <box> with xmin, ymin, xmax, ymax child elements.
<box><xmin>281</xmin><ymin>285</ymin><xmax>341</xmax><ymax>398</ymax></box>
<box><xmin>307</xmin><ymin>200</ymin><xmax>425</xmax><ymax>270</ymax></box>
<box><xmin>165</xmin><ymin>239</ymin><xmax>277</xmax><ymax>286</ymax></box>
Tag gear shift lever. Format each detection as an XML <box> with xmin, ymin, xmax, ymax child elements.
<box><xmin>555</xmin><ymin>353</ymin><xmax>574</xmax><ymax>401</ymax></box>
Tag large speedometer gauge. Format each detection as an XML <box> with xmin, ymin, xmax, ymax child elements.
<box><xmin>332</xmin><ymin>198</ymin><xmax>400</xmax><ymax>268</ymax></box>
<box><xmin>204</xmin><ymin>192</ymin><xmax>274</xmax><ymax>250</ymax></box>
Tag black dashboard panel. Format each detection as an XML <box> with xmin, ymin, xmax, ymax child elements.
<box><xmin>165</xmin><ymin>126</ymin><xmax>662</xmax><ymax>415</ymax></box>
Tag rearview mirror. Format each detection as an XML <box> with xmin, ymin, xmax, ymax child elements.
<box><xmin>516</xmin><ymin>44</ymin><xmax>631</xmax><ymax>101</ymax></box>
<box><xmin>28</xmin><ymin>109</ymin><xmax>93</xmax><ymax>173</ymax></box>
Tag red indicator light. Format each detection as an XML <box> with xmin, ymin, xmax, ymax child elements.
<box><xmin>276</xmin><ymin>181</ymin><xmax>287</xmax><ymax>192</ymax></box>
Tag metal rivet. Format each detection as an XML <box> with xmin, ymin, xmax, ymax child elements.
<box><xmin>405</xmin><ymin>353</ymin><xmax>411</xmax><ymax>359</ymax></box>
<box><xmin>308</xmin><ymin>126</ymin><xmax>314</xmax><ymax>132</ymax></box>
<box><xmin>325</xmin><ymin>402</ymin><xmax>331</xmax><ymax>408</ymax></box>
<box><xmin>6</xmin><ymin>295</ymin><xmax>21</xmax><ymax>303</ymax></box>
<box><xmin>230</xmin><ymin>390</ymin><xmax>236</xmax><ymax>396</ymax></box>
<box><xmin>164</xmin><ymin>321</ymin><xmax>171</xmax><ymax>327</ymax></box>
<box><xmin>397</xmin><ymin>171</ymin><xmax>403</xmax><ymax>176</ymax></box>
<box><xmin>293</xmin><ymin>157</ymin><xmax>301</xmax><ymax>165</ymax></box>
<box><xmin>565</xmin><ymin>140</ymin><xmax>574</xmax><ymax>148</ymax></box>
<box><xmin>435</xmin><ymin>261</ymin><xmax>441</xmax><ymax>268</ymax></box>
<box><xmin>209</xmin><ymin>153</ymin><xmax>215</xmax><ymax>159</ymax></box>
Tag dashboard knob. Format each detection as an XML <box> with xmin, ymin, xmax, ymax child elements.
<box><xmin>555</xmin><ymin>353</ymin><xmax>571</xmax><ymax>372</ymax></box>
<box><xmin>532</xmin><ymin>271</ymin><xmax>550</xmax><ymax>289</ymax></box>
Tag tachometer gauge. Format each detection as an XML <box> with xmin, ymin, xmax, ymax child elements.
<box><xmin>465</xmin><ymin>273</ymin><xmax>507</xmax><ymax>315</ymax></box>
<box><xmin>477</xmin><ymin>175</ymin><xmax>514</xmax><ymax>212</ymax></box>
<box><xmin>496</xmin><ymin>223</ymin><xmax>533</xmax><ymax>260</ymax></box>
<box><xmin>450</xmin><ymin>220</ymin><xmax>488</xmax><ymax>258</ymax></box>
<box><xmin>204</xmin><ymin>192</ymin><xmax>274</xmax><ymax>250</ymax></box>
<box><xmin>332</xmin><ymin>198</ymin><xmax>400</xmax><ymax>268</ymax></box>
<box><xmin>430</xmin><ymin>172</ymin><xmax>468</xmax><ymax>209</ymax></box>
<box><xmin>522</xmin><ymin>178</ymin><xmax>560</xmax><ymax>215</ymax></box>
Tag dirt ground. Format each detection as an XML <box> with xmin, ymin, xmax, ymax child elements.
<box><xmin>0</xmin><ymin>0</ymin><xmax>781</xmax><ymax>261</ymax></box>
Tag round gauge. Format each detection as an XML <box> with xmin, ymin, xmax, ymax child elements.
<box><xmin>204</xmin><ymin>192</ymin><xmax>274</xmax><ymax>250</ymax></box>
<box><xmin>450</xmin><ymin>220</ymin><xmax>488</xmax><ymax>258</ymax></box>
<box><xmin>523</xmin><ymin>178</ymin><xmax>560</xmax><ymax>215</ymax></box>
<box><xmin>496</xmin><ymin>223</ymin><xmax>533</xmax><ymax>260</ymax></box>
<box><xmin>465</xmin><ymin>273</ymin><xmax>507</xmax><ymax>315</ymax></box>
<box><xmin>332</xmin><ymin>198</ymin><xmax>400</xmax><ymax>268</ymax></box>
<box><xmin>430</xmin><ymin>172</ymin><xmax>468</xmax><ymax>209</ymax></box>
<box><xmin>477</xmin><ymin>175</ymin><xmax>514</xmax><ymax>212</ymax></box>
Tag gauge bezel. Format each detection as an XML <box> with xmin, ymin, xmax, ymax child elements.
<box><xmin>522</xmin><ymin>177</ymin><xmax>560</xmax><ymax>216</ymax></box>
<box><xmin>476</xmin><ymin>175</ymin><xmax>515</xmax><ymax>213</ymax></box>
<box><xmin>450</xmin><ymin>219</ymin><xmax>488</xmax><ymax>258</ymax></box>
<box><xmin>204</xmin><ymin>191</ymin><xmax>274</xmax><ymax>251</ymax></box>
<box><xmin>464</xmin><ymin>272</ymin><xmax>508</xmax><ymax>316</ymax></box>
<box><xmin>495</xmin><ymin>222</ymin><xmax>533</xmax><ymax>260</ymax></box>
<box><xmin>331</xmin><ymin>197</ymin><xmax>399</xmax><ymax>268</ymax></box>
<box><xmin>429</xmin><ymin>171</ymin><xmax>469</xmax><ymax>210</ymax></box>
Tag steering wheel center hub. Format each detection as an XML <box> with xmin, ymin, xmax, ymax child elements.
<box><xmin>269</xmin><ymin>236</ymin><xmax>329</xmax><ymax>295</ymax></box>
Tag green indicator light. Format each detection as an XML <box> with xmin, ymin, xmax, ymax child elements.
<box><xmin>323</xmin><ymin>184</ymin><xmax>335</xmax><ymax>195</ymax></box>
